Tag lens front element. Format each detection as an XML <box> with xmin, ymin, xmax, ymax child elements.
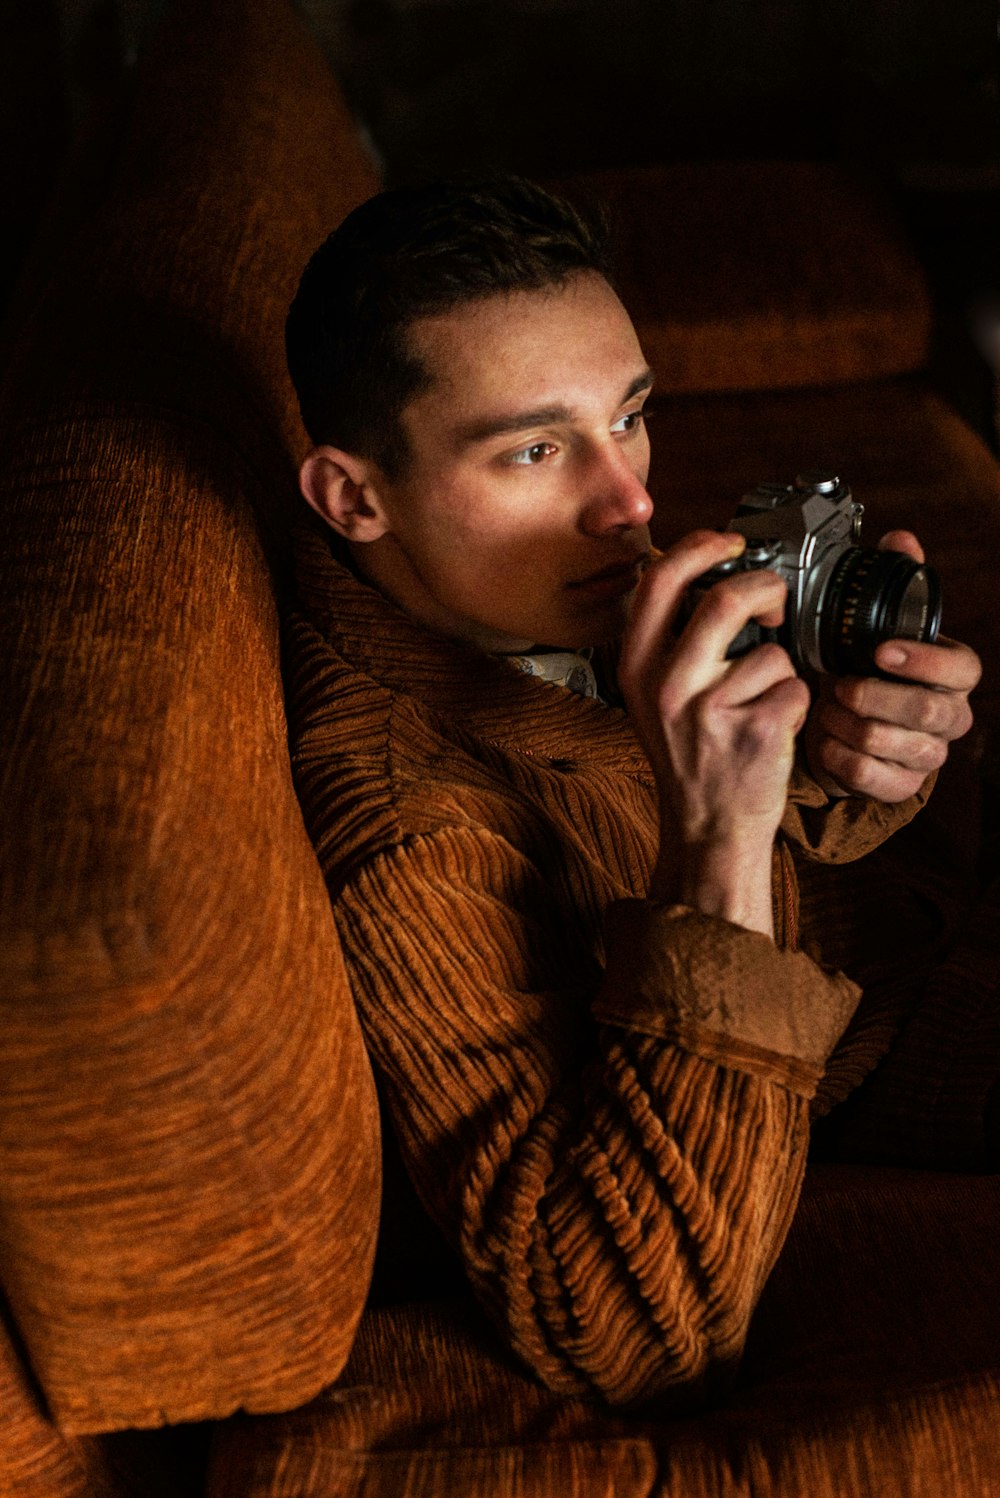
<box><xmin>820</xmin><ymin>548</ymin><xmax>942</xmax><ymax>676</ymax></box>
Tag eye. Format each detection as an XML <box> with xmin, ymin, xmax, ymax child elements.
<box><xmin>612</xmin><ymin>409</ymin><xmax>648</xmax><ymax>436</ymax></box>
<box><xmin>508</xmin><ymin>441</ymin><xmax>559</xmax><ymax>466</ymax></box>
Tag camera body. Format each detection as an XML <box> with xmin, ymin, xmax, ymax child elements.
<box><xmin>685</xmin><ymin>471</ymin><xmax>941</xmax><ymax>677</ymax></box>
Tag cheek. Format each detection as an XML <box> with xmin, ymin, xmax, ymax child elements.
<box><xmin>404</xmin><ymin>515</ymin><xmax>529</xmax><ymax>603</ymax></box>
<box><xmin>426</xmin><ymin>492</ymin><xmax>558</xmax><ymax>575</ymax></box>
<box><xmin>443</xmin><ymin>531</ymin><xmax>567</xmax><ymax>627</ymax></box>
<box><xmin>396</xmin><ymin>468</ymin><xmax>575</xmax><ymax>607</ymax></box>
<box><xmin>463</xmin><ymin>534</ymin><xmax>554</xmax><ymax>595</ymax></box>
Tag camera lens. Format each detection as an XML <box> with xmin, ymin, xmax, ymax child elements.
<box><xmin>819</xmin><ymin>547</ymin><xmax>942</xmax><ymax>676</ymax></box>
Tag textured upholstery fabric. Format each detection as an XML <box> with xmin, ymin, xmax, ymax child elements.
<box><xmin>0</xmin><ymin>1308</ymin><xmax>123</xmax><ymax>1498</ymax></box>
<box><xmin>4</xmin><ymin>0</ymin><xmax>1000</xmax><ymax>1486</ymax></box>
<box><xmin>0</xmin><ymin>1306</ymin><xmax>207</xmax><ymax>1498</ymax></box>
<box><xmin>553</xmin><ymin>163</ymin><xmax>932</xmax><ymax>396</ymax></box>
<box><xmin>3</xmin><ymin>0</ymin><xmax>377</xmax><ymax>533</ymax></box>
<box><xmin>207</xmin><ymin>1167</ymin><xmax>1000</xmax><ymax>1497</ymax></box>
<box><xmin>0</xmin><ymin>0</ymin><xmax>381</xmax><ymax>1437</ymax></box>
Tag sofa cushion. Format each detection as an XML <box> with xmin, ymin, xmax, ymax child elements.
<box><xmin>0</xmin><ymin>0</ymin><xmax>381</xmax><ymax>1438</ymax></box>
<box><xmin>206</xmin><ymin>1165</ymin><xmax>1000</xmax><ymax>1497</ymax></box>
<box><xmin>0</xmin><ymin>1304</ymin><xmax>122</xmax><ymax>1498</ymax></box>
<box><xmin>553</xmin><ymin>162</ymin><xmax>932</xmax><ymax>396</ymax></box>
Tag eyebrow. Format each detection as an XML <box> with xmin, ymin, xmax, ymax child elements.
<box><xmin>452</xmin><ymin>368</ymin><xmax>654</xmax><ymax>449</ymax></box>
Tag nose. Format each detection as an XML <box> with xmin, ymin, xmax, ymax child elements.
<box><xmin>578</xmin><ymin>443</ymin><xmax>654</xmax><ymax>537</ymax></box>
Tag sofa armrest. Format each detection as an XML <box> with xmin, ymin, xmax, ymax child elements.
<box><xmin>0</xmin><ymin>0</ymin><xmax>383</xmax><ymax>1437</ymax></box>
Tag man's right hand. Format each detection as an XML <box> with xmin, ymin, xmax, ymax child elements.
<box><xmin>618</xmin><ymin>530</ymin><xmax>811</xmax><ymax>938</ymax></box>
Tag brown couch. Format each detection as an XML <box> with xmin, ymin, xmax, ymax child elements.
<box><xmin>1</xmin><ymin>1</ymin><xmax>998</xmax><ymax>1494</ymax></box>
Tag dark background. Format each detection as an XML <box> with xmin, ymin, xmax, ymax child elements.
<box><xmin>3</xmin><ymin>0</ymin><xmax>999</xmax><ymax>439</ymax></box>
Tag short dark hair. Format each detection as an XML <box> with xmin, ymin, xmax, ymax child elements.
<box><xmin>285</xmin><ymin>175</ymin><xmax>612</xmax><ymax>478</ymax></box>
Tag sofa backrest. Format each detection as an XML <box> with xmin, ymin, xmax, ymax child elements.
<box><xmin>0</xmin><ymin>0</ymin><xmax>382</xmax><ymax>1439</ymax></box>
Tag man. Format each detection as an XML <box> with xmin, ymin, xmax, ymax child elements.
<box><xmin>283</xmin><ymin>176</ymin><xmax>980</xmax><ymax>1406</ymax></box>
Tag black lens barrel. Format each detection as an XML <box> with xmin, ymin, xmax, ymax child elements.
<box><xmin>819</xmin><ymin>547</ymin><xmax>942</xmax><ymax>676</ymax></box>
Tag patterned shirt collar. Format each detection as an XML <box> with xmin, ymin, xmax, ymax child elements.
<box><xmin>498</xmin><ymin>649</ymin><xmax>600</xmax><ymax>700</ymax></box>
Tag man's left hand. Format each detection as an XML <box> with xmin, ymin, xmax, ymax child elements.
<box><xmin>804</xmin><ymin>530</ymin><xmax>981</xmax><ymax>803</ymax></box>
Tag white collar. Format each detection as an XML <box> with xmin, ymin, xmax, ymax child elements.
<box><xmin>499</xmin><ymin>648</ymin><xmax>599</xmax><ymax>700</ymax></box>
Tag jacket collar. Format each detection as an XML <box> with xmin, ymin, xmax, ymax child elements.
<box><xmin>292</xmin><ymin>516</ymin><xmax>652</xmax><ymax>773</ymax></box>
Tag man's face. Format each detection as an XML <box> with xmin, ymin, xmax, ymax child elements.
<box><xmin>365</xmin><ymin>271</ymin><xmax>654</xmax><ymax>652</ymax></box>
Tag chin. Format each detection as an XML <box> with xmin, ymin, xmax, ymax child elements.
<box><xmin>493</xmin><ymin>596</ymin><xmax>630</xmax><ymax>654</ymax></box>
<box><xmin>566</xmin><ymin>600</ymin><xmax>631</xmax><ymax>649</ymax></box>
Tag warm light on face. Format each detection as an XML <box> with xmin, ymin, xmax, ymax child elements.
<box><xmin>357</xmin><ymin>272</ymin><xmax>656</xmax><ymax>652</ymax></box>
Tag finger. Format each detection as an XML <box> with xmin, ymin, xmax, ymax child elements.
<box><xmin>814</xmin><ymin>699</ymin><xmax>949</xmax><ymax>775</ymax></box>
<box><xmin>709</xmin><ymin>641</ymin><xmax>806</xmax><ymax>713</ymax></box>
<box><xmin>711</xmin><ymin>673</ymin><xmax>812</xmax><ymax>763</ymax></box>
<box><xmin>665</xmin><ymin>569</ymin><xmax>791</xmax><ymax>698</ymax></box>
<box><xmin>878</xmin><ymin>529</ymin><xmax>925</xmax><ymax>564</ymax></box>
<box><xmin>833</xmin><ymin>674</ymin><xmax>975</xmax><ymax>742</ymax></box>
<box><xmin>872</xmin><ymin>636</ymin><xmax>982</xmax><ymax>693</ymax></box>
<box><xmin>622</xmin><ymin>530</ymin><xmax>747</xmax><ymax>675</ymax></box>
<box><xmin>813</xmin><ymin>730</ymin><xmax>930</xmax><ymax>803</ymax></box>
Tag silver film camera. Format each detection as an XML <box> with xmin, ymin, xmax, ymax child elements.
<box><xmin>686</xmin><ymin>472</ymin><xmax>942</xmax><ymax>676</ymax></box>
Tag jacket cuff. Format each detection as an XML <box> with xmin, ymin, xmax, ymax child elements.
<box><xmin>781</xmin><ymin>759</ymin><xmax>936</xmax><ymax>865</ymax></box>
<box><xmin>594</xmin><ymin>900</ymin><xmax>861</xmax><ymax>1097</ymax></box>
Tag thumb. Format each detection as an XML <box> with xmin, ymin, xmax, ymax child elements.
<box><xmin>878</xmin><ymin>529</ymin><xmax>925</xmax><ymax>564</ymax></box>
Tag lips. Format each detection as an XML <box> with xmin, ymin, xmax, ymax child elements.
<box><xmin>568</xmin><ymin>553</ymin><xmax>649</xmax><ymax>590</ymax></box>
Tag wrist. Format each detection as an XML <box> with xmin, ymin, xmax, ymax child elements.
<box><xmin>651</xmin><ymin>834</ymin><xmax>776</xmax><ymax>938</ymax></box>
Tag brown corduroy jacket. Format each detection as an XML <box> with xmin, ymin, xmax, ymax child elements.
<box><xmin>285</xmin><ymin>518</ymin><xmax>932</xmax><ymax>1409</ymax></box>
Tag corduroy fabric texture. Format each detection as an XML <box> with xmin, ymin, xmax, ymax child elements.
<box><xmin>0</xmin><ymin>0</ymin><xmax>381</xmax><ymax>1438</ymax></box>
<box><xmin>4</xmin><ymin>0</ymin><xmax>1000</xmax><ymax>1487</ymax></box>
<box><xmin>552</xmin><ymin>162</ymin><xmax>932</xmax><ymax>396</ymax></box>
<box><xmin>283</xmin><ymin>522</ymin><xmax>943</xmax><ymax>1412</ymax></box>
<box><xmin>206</xmin><ymin>1168</ymin><xmax>1000</xmax><ymax>1498</ymax></box>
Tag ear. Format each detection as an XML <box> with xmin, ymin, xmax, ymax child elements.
<box><xmin>298</xmin><ymin>446</ymin><xmax>390</xmax><ymax>542</ymax></box>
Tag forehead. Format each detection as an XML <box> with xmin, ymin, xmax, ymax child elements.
<box><xmin>403</xmin><ymin>272</ymin><xmax>646</xmax><ymax>422</ymax></box>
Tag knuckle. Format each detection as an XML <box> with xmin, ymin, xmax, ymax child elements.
<box><xmin>893</xmin><ymin>770</ymin><xmax>928</xmax><ymax>801</ymax></box>
<box><xmin>790</xmin><ymin>681</ymin><xmax>813</xmax><ymax>718</ymax></box>
<box><xmin>856</xmin><ymin>721</ymin><xmax>887</xmax><ymax>757</ymax></box>
<box><xmin>900</xmin><ymin>736</ymin><xmax>947</xmax><ymax>775</ymax></box>
<box><xmin>941</xmin><ymin>697</ymin><xmax>975</xmax><ymax>741</ymax></box>
<box><xmin>699</xmin><ymin>584</ymin><xmax>742</xmax><ymax>625</ymax></box>
<box><xmin>673</xmin><ymin>528</ymin><xmax>725</xmax><ymax>556</ymax></box>
<box><xmin>913</xmin><ymin>694</ymin><xmax>945</xmax><ymax>735</ymax></box>
<box><xmin>756</xmin><ymin>642</ymin><xmax>795</xmax><ymax>675</ymax></box>
<box><xmin>690</xmin><ymin>688</ymin><xmax>722</xmax><ymax>734</ymax></box>
<box><xmin>947</xmin><ymin>642</ymin><xmax>983</xmax><ymax>690</ymax></box>
<box><xmin>922</xmin><ymin>737</ymin><xmax>949</xmax><ymax>771</ymax></box>
<box><xmin>826</xmin><ymin>744</ymin><xmax>870</xmax><ymax>794</ymax></box>
<box><xmin>835</xmin><ymin>678</ymin><xmax>867</xmax><ymax>715</ymax></box>
<box><xmin>912</xmin><ymin>692</ymin><xmax>972</xmax><ymax>742</ymax></box>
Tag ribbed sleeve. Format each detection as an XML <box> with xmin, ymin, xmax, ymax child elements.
<box><xmin>333</xmin><ymin>826</ymin><xmax>822</xmax><ymax>1406</ymax></box>
<box><xmin>596</xmin><ymin>901</ymin><xmax>860</xmax><ymax>1082</ymax></box>
<box><xmin>286</xmin><ymin>538</ymin><xmax>924</xmax><ymax>1410</ymax></box>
